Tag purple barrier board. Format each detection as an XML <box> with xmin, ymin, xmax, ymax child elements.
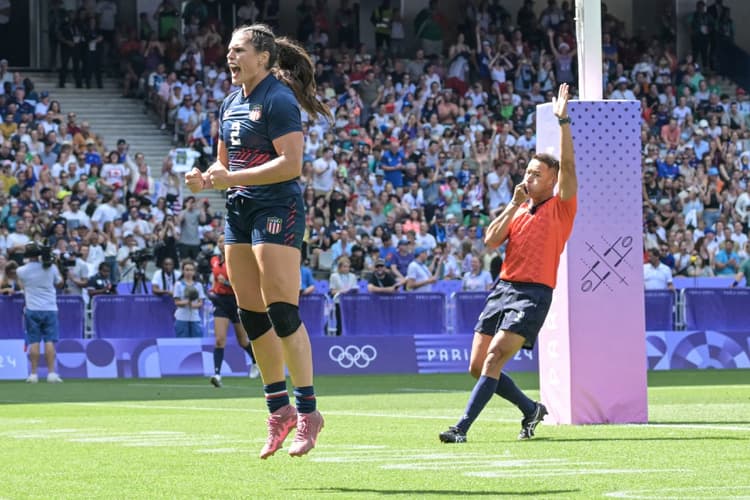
<box><xmin>646</xmin><ymin>331</ymin><xmax>750</xmax><ymax>370</ymax></box>
<box><xmin>0</xmin><ymin>295</ymin><xmax>24</xmax><ymax>339</ymax></box>
<box><xmin>454</xmin><ymin>292</ymin><xmax>488</xmax><ymax>335</ymax></box>
<box><xmin>57</xmin><ymin>295</ymin><xmax>85</xmax><ymax>339</ymax></box>
<box><xmin>644</xmin><ymin>290</ymin><xmax>675</xmax><ymax>331</ymax></box>
<box><xmin>0</xmin><ymin>295</ymin><xmax>85</xmax><ymax>340</ymax></box>
<box><xmin>340</xmin><ymin>293</ymin><xmax>446</xmax><ymax>335</ymax></box>
<box><xmin>684</xmin><ymin>288</ymin><xmax>750</xmax><ymax>332</ymax></box>
<box><xmin>299</xmin><ymin>293</ymin><xmax>328</xmax><ymax>337</ymax></box>
<box><xmin>93</xmin><ymin>295</ymin><xmax>176</xmax><ymax>338</ymax></box>
<box><xmin>414</xmin><ymin>334</ymin><xmax>538</xmax><ymax>374</ymax></box>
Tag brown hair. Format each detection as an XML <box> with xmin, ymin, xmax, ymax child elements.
<box><xmin>236</xmin><ymin>24</ymin><xmax>333</xmax><ymax>123</ymax></box>
<box><xmin>532</xmin><ymin>153</ymin><xmax>560</xmax><ymax>173</ymax></box>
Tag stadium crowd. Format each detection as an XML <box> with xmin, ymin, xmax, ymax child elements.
<box><xmin>1</xmin><ymin>0</ymin><xmax>750</xmax><ymax>333</ymax></box>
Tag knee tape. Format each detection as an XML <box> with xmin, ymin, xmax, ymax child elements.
<box><xmin>239</xmin><ymin>308</ymin><xmax>273</xmax><ymax>341</ymax></box>
<box><xmin>267</xmin><ymin>302</ymin><xmax>302</xmax><ymax>338</ymax></box>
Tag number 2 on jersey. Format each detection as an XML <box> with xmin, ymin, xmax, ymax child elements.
<box><xmin>230</xmin><ymin>121</ymin><xmax>241</xmax><ymax>146</ymax></box>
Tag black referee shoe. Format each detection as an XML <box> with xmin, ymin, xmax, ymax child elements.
<box><xmin>210</xmin><ymin>375</ymin><xmax>222</xmax><ymax>388</ymax></box>
<box><xmin>439</xmin><ymin>426</ymin><xmax>467</xmax><ymax>443</ymax></box>
<box><xmin>518</xmin><ymin>402</ymin><xmax>548</xmax><ymax>440</ymax></box>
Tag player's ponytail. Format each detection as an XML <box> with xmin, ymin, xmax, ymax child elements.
<box><xmin>237</xmin><ymin>24</ymin><xmax>333</xmax><ymax>124</ymax></box>
<box><xmin>273</xmin><ymin>37</ymin><xmax>333</xmax><ymax>123</ymax></box>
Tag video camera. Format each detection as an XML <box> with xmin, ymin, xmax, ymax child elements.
<box><xmin>24</xmin><ymin>242</ymin><xmax>54</xmax><ymax>268</ymax></box>
<box><xmin>130</xmin><ymin>247</ymin><xmax>155</xmax><ymax>265</ymax></box>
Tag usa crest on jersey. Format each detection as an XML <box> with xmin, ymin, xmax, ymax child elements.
<box><xmin>266</xmin><ymin>216</ymin><xmax>282</xmax><ymax>235</ymax></box>
<box><xmin>248</xmin><ymin>104</ymin><xmax>263</xmax><ymax>121</ymax></box>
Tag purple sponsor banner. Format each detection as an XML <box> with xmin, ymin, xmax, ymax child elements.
<box><xmin>414</xmin><ymin>334</ymin><xmax>538</xmax><ymax>374</ymax></box>
<box><xmin>0</xmin><ymin>340</ymin><xmax>28</xmax><ymax>380</ymax></box>
<box><xmin>309</xmin><ymin>335</ymin><xmax>417</xmax><ymax>375</ymax></box>
<box><xmin>647</xmin><ymin>331</ymin><xmax>750</xmax><ymax>370</ymax></box>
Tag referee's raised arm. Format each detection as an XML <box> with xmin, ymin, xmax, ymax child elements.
<box><xmin>553</xmin><ymin>83</ymin><xmax>577</xmax><ymax>201</ymax></box>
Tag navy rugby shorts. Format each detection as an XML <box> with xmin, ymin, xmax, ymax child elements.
<box><xmin>224</xmin><ymin>195</ymin><xmax>305</xmax><ymax>249</ymax></box>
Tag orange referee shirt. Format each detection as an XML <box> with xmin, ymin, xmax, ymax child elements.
<box><xmin>500</xmin><ymin>194</ymin><xmax>577</xmax><ymax>289</ymax></box>
<box><xmin>210</xmin><ymin>255</ymin><xmax>234</xmax><ymax>295</ymax></box>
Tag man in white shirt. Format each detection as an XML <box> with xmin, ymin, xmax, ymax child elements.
<box><xmin>515</xmin><ymin>128</ymin><xmax>537</xmax><ymax>151</ymax></box>
<box><xmin>312</xmin><ymin>147</ymin><xmax>337</xmax><ymax>196</ymax></box>
<box><xmin>643</xmin><ymin>249</ymin><xmax>674</xmax><ymax>290</ymax></box>
<box><xmin>415</xmin><ymin>222</ymin><xmax>437</xmax><ymax>251</ymax></box>
<box><xmin>91</xmin><ymin>194</ymin><xmax>122</xmax><ymax>229</ymax></box>
<box><xmin>122</xmin><ymin>206</ymin><xmax>151</xmax><ymax>248</ymax></box>
<box><xmin>406</xmin><ymin>247</ymin><xmax>438</xmax><ymax>292</ymax></box>
<box><xmin>61</xmin><ymin>199</ymin><xmax>91</xmax><ymax>230</ymax></box>
<box><xmin>610</xmin><ymin>77</ymin><xmax>636</xmax><ymax>100</ymax></box>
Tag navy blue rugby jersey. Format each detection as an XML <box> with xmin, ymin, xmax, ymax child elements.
<box><xmin>219</xmin><ymin>74</ymin><xmax>302</xmax><ymax>201</ymax></box>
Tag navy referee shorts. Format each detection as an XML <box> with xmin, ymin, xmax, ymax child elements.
<box><xmin>474</xmin><ymin>280</ymin><xmax>553</xmax><ymax>350</ymax></box>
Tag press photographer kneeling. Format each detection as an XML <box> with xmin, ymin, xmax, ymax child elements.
<box><xmin>16</xmin><ymin>243</ymin><xmax>64</xmax><ymax>384</ymax></box>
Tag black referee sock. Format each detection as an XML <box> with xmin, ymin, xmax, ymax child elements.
<box><xmin>495</xmin><ymin>372</ymin><xmax>536</xmax><ymax>416</ymax></box>
<box><xmin>213</xmin><ymin>347</ymin><xmax>224</xmax><ymax>375</ymax></box>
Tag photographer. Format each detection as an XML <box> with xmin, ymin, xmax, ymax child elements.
<box><xmin>87</xmin><ymin>262</ymin><xmax>116</xmax><ymax>297</ymax></box>
<box><xmin>62</xmin><ymin>241</ymin><xmax>90</xmax><ymax>297</ymax></box>
<box><xmin>172</xmin><ymin>259</ymin><xmax>205</xmax><ymax>337</ymax></box>
<box><xmin>151</xmin><ymin>257</ymin><xmax>180</xmax><ymax>296</ymax></box>
<box><xmin>16</xmin><ymin>243</ymin><xmax>64</xmax><ymax>383</ymax></box>
<box><xmin>116</xmin><ymin>232</ymin><xmax>142</xmax><ymax>283</ymax></box>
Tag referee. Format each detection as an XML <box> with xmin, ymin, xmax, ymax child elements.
<box><xmin>17</xmin><ymin>243</ymin><xmax>64</xmax><ymax>383</ymax></box>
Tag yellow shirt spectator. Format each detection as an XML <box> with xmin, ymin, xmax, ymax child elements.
<box><xmin>0</xmin><ymin>114</ymin><xmax>17</xmax><ymax>140</ymax></box>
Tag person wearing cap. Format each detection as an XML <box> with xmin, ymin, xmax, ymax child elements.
<box><xmin>610</xmin><ymin>76</ymin><xmax>636</xmax><ymax>100</ymax></box>
<box><xmin>405</xmin><ymin>245</ymin><xmax>439</xmax><ymax>292</ymax></box>
<box><xmin>367</xmin><ymin>258</ymin><xmax>402</xmax><ymax>293</ymax></box>
<box><xmin>440</xmin><ymin>84</ymin><xmax>577</xmax><ymax>444</ymax></box>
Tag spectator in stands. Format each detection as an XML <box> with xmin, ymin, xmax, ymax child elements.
<box><xmin>462</xmin><ymin>255</ymin><xmax>493</xmax><ymax>291</ymax></box>
<box><xmin>172</xmin><ymin>259</ymin><xmax>205</xmax><ymax>338</ymax></box>
<box><xmin>176</xmin><ymin>196</ymin><xmax>206</xmax><ymax>259</ymax></box>
<box><xmin>713</xmin><ymin>239</ymin><xmax>740</xmax><ymax>275</ymax></box>
<box><xmin>151</xmin><ymin>256</ymin><xmax>179</xmax><ymax>296</ymax></box>
<box><xmin>367</xmin><ymin>257</ymin><xmax>402</xmax><ymax>293</ymax></box>
<box><xmin>406</xmin><ymin>246</ymin><xmax>438</xmax><ymax>292</ymax></box>
<box><xmin>300</xmin><ymin>256</ymin><xmax>315</xmax><ymax>295</ymax></box>
<box><xmin>644</xmin><ymin>248</ymin><xmax>675</xmax><ymax>290</ymax></box>
<box><xmin>329</xmin><ymin>256</ymin><xmax>358</xmax><ymax>335</ymax></box>
<box><xmin>0</xmin><ymin>260</ymin><xmax>19</xmax><ymax>294</ymax></box>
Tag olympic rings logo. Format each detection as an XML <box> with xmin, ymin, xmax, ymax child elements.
<box><xmin>328</xmin><ymin>345</ymin><xmax>378</xmax><ymax>369</ymax></box>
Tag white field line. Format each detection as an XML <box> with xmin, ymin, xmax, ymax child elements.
<box><xmin>467</xmin><ymin>468</ymin><xmax>691</xmax><ymax>478</ymax></box>
<box><xmin>3</xmin><ymin>400</ymin><xmax>749</xmax><ymax>433</ymax></box>
<box><xmin>126</xmin><ymin>383</ymin><xmax>250</xmax><ymax>389</ymax></box>
<box><xmin>605</xmin><ymin>485</ymin><xmax>750</xmax><ymax>499</ymax></box>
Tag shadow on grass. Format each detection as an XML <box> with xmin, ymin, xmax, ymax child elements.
<box><xmin>294</xmin><ymin>487</ymin><xmax>579</xmax><ymax>497</ymax></box>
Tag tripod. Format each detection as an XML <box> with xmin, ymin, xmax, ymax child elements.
<box><xmin>122</xmin><ymin>260</ymin><xmax>150</xmax><ymax>294</ymax></box>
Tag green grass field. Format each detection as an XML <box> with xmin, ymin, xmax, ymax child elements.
<box><xmin>2</xmin><ymin>370</ymin><xmax>749</xmax><ymax>499</ymax></box>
